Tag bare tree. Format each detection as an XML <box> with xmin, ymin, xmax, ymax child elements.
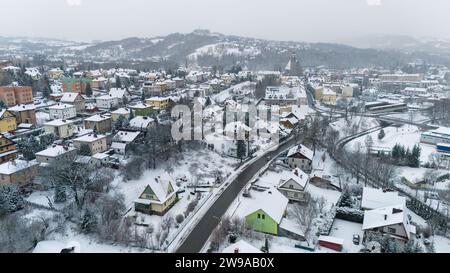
<box><xmin>292</xmin><ymin>197</ymin><xmax>319</xmax><ymax>246</ymax></box>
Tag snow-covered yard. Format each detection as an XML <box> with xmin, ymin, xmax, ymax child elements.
<box><xmin>328</xmin><ymin>219</ymin><xmax>363</xmax><ymax>253</ymax></box>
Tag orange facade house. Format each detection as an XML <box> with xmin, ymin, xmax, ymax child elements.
<box><xmin>0</xmin><ymin>86</ymin><xmax>33</xmax><ymax>107</ymax></box>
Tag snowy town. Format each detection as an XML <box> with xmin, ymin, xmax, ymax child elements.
<box><xmin>1</xmin><ymin>1</ymin><xmax>450</xmax><ymax>256</ymax></box>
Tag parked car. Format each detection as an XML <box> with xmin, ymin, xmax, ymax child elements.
<box><xmin>352</xmin><ymin>234</ymin><xmax>360</xmax><ymax>245</ymax></box>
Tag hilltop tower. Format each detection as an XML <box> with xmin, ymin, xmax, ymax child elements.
<box><xmin>285</xmin><ymin>52</ymin><xmax>303</xmax><ymax>76</ymax></box>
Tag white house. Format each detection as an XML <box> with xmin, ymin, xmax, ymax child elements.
<box><xmin>96</xmin><ymin>94</ymin><xmax>120</xmax><ymax>110</ymax></box>
<box><xmin>108</xmin><ymin>88</ymin><xmax>131</xmax><ymax>104</ymax></box>
<box><xmin>129</xmin><ymin>116</ymin><xmax>155</xmax><ymax>131</ymax></box>
<box><xmin>362</xmin><ymin>204</ymin><xmax>416</xmax><ymax>243</ymax></box>
<box><xmin>35</xmin><ymin>145</ymin><xmax>77</xmax><ymax>164</ymax></box>
<box><xmin>111</xmin><ymin>130</ymin><xmax>140</xmax><ymax>154</ymax></box>
<box><xmin>222</xmin><ymin>240</ymin><xmax>262</xmax><ymax>253</ymax></box>
<box><xmin>286</xmin><ymin>144</ymin><xmax>313</xmax><ymax>172</ymax></box>
<box><xmin>48</xmin><ymin>103</ymin><xmax>77</xmax><ymax>120</ymax></box>
<box><xmin>277</xmin><ymin>168</ymin><xmax>309</xmax><ymax>202</ymax></box>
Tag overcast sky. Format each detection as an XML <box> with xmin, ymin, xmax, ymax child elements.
<box><xmin>1</xmin><ymin>0</ymin><xmax>449</xmax><ymax>43</ymax></box>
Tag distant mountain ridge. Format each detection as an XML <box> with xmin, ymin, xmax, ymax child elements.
<box><xmin>1</xmin><ymin>30</ymin><xmax>450</xmax><ymax>69</ymax></box>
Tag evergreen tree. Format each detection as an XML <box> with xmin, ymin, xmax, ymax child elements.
<box><xmin>339</xmin><ymin>190</ymin><xmax>353</xmax><ymax>207</ymax></box>
<box><xmin>0</xmin><ymin>184</ymin><xmax>25</xmax><ymax>216</ymax></box>
<box><xmin>85</xmin><ymin>82</ymin><xmax>93</xmax><ymax>97</ymax></box>
<box><xmin>378</xmin><ymin>128</ymin><xmax>385</xmax><ymax>140</ymax></box>
<box><xmin>115</xmin><ymin>76</ymin><xmax>122</xmax><ymax>88</ymax></box>
<box><xmin>236</xmin><ymin>140</ymin><xmax>246</xmax><ymax>162</ymax></box>
<box><xmin>205</xmin><ymin>97</ymin><xmax>211</xmax><ymax>107</ymax></box>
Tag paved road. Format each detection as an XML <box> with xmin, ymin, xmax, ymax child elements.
<box><xmin>176</xmin><ymin>136</ymin><xmax>298</xmax><ymax>253</ymax></box>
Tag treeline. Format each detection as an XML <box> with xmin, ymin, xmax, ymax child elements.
<box><xmin>390</xmin><ymin>143</ymin><xmax>421</xmax><ymax>167</ymax></box>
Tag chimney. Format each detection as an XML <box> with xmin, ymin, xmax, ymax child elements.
<box><xmin>294</xmin><ymin>169</ymin><xmax>298</xmax><ymax>176</ymax></box>
<box><xmin>234</xmin><ymin>248</ymin><xmax>239</xmax><ymax>253</ymax></box>
<box><xmin>384</xmin><ymin>214</ymin><xmax>387</xmax><ymax>220</ymax></box>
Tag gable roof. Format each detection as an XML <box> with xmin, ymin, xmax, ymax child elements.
<box><xmin>362</xmin><ymin>204</ymin><xmax>413</xmax><ymax>239</ymax></box>
<box><xmin>361</xmin><ymin>187</ymin><xmax>406</xmax><ymax>210</ymax></box>
<box><xmin>113</xmin><ymin>131</ymin><xmax>140</xmax><ymax>143</ymax></box>
<box><xmin>279</xmin><ymin>168</ymin><xmax>308</xmax><ymax>189</ymax></box>
<box><xmin>244</xmin><ymin>187</ymin><xmax>288</xmax><ymax>224</ymax></box>
<box><xmin>61</xmin><ymin>92</ymin><xmax>83</xmax><ymax>103</ymax></box>
<box><xmin>137</xmin><ymin>175</ymin><xmax>178</xmax><ymax>204</ymax></box>
<box><xmin>286</xmin><ymin>144</ymin><xmax>313</xmax><ymax>161</ymax></box>
<box><xmin>222</xmin><ymin>240</ymin><xmax>262</xmax><ymax>253</ymax></box>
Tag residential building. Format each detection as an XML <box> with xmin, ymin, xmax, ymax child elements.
<box><xmin>0</xmin><ymin>109</ymin><xmax>17</xmax><ymax>133</ymax></box>
<box><xmin>362</xmin><ymin>205</ymin><xmax>416</xmax><ymax>244</ymax></box>
<box><xmin>73</xmin><ymin>133</ymin><xmax>108</xmax><ymax>155</ymax></box>
<box><xmin>129</xmin><ymin>116</ymin><xmax>155</xmax><ymax>131</ymax></box>
<box><xmin>277</xmin><ymin>168</ymin><xmax>309</xmax><ymax>202</ymax></box>
<box><xmin>48</xmin><ymin>68</ymin><xmax>64</xmax><ymax>80</ymax></box>
<box><xmin>145</xmin><ymin>97</ymin><xmax>171</xmax><ymax>110</ymax></box>
<box><xmin>134</xmin><ymin>176</ymin><xmax>179</xmax><ymax>215</ymax></box>
<box><xmin>60</xmin><ymin>92</ymin><xmax>85</xmax><ymax>112</ymax></box>
<box><xmin>0</xmin><ymin>159</ymin><xmax>39</xmax><ymax>186</ymax></box>
<box><xmin>43</xmin><ymin>119</ymin><xmax>75</xmax><ymax>139</ymax></box>
<box><xmin>111</xmin><ymin>130</ymin><xmax>140</xmax><ymax>154</ymax></box>
<box><xmin>8</xmin><ymin>104</ymin><xmax>37</xmax><ymax>125</ymax></box>
<box><xmin>286</xmin><ymin>144</ymin><xmax>313</xmax><ymax>172</ymax></box>
<box><xmin>96</xmin><ymin>94</ymin><xmax>119</xmax><ymax>110</ymax></box>
<box><xmin>0</xmin><ymin>86</ymin><xmax>33</xmax><ymax>106</ymax></box>
<box><xmin>130</xmin><ymin>103</ymin><xmax>153</xmax><ymax>116</ymax></box>
<box><xmin>49</xmin><ymin>103</ymin><xmax>77</xmax><ymax>120</ymax></box>
<box><xmin>108</xmin><ymin>88</ymin><xmax>131</xmax><ymax>104</ymax></box>
<box><xmin>244</xmin><ymin>189</ymin><xmax>289</xmax><ymax>235</ymax></box>
<box><xmin>84</xmin><ymin>115</ymin><xmax>112</xmax><ymax>134</ymax></box>
<box><xmin>0</xmin><ymin>135</ymin><xmax>18</xmax><ymax>163</ymax></box>
<box><xmin>62</xmin><ymin>78</ymin><xmax>92</xmax><ymax>93</ymax></box>
<box><xmin>222</xmin><ymin>240</ymin><xmax>262</xmax><ymax>253</ymax></box>
<box><xmin>361</xmin><ymin>187</ymin><xmax>407</xmax><ymax>210</ymax></box>
<box><xmin>35</xmin><ymin>145</ymin><xmax>77</xmax><ymax>164</ymax></box>
<box><xmin>264</xmin><ymin>86</ymin><xmax>307</xmax><ymax>106</ymax></box>
<box><xmin>111</xmin><ymin>108</ymin><xmax>130</xmax><ymax>122</ymax></box>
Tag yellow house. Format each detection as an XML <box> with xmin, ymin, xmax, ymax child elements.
<box><xmin>134</xmin><ymin>176</ymin><xmax>179</xmax><ymax>215</ymax></box>
<box><xmin>111</xmin><ymin>108</ymin><xmax>131</xmax><ymax>122</ymax></box>
<box><xmin>145</xmin><ymin>97</ymin><xmax>171</xmax><ymax>110</ymax></box>
<box><xmin>322</xmin><ymin>88</ymin><xmax>337</xmax><ymax>103</ymax></box>
<box><xmin>0</xmin><ymin>110</ymin><xmax>17</xmax><ymax>133</ymax></box>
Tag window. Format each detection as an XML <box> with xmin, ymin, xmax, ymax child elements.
<box><xmin>262</xmin><ymin>214</ymin><xmax>265</xmax><ymax>220</ymax></box>
<box><xmin>257</xmin><ymin>213</ymin><xmax>261</xmax><ymax>219</ymax></box>
<box><xmin>388</xmin><ymin>227</ymin><xmax>396</xmax><ymax>234</ymax></box>
<box><xmin>289</xmin><ymin>184</ymin><xmax>294</xmax><ymax>189</ymax></box>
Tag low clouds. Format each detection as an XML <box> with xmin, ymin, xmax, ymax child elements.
<box><xmin>66</xmin><ymin>0</ymin><xmax>81</xmax><ymax>7</ymax></box>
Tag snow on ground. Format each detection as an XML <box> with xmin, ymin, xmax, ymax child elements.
<box><xmin>330</xmin><ymin>116</ymin><xmax>379</xmax><ymax>137</ymax></box>
<box><xmin>329</xmin><ymin>219</ymin><xmax>363</xmax><ymax>253</ymax></box>
<box><xmin>113</xmin><ymin>148</ymin><xmax>238</xmax><ymax>249</ymax></box>
<box><xmin>385</xmin><ymin>111</ymin><xmax>430</xmax><ymax>123</ymax></box>
<box><xmin>187</xmin><ymin>42</ymin><xmax>261</xmax><ymax>60</ymax></box>
<box><xmin>212</xmin><ymin>81</ymin><xmax>254</xmax><ymax>104</ymax></box>
<box><xmin>434</xmin><ymin>235</ymin><xmax>450</xmax><ymax>253</ymax></box>
<box><xmin>346</xmin><ymin>124</ymin><xmax>434</xmax><ymax>164</ymax></box>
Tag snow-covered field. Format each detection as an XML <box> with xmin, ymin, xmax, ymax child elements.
<box><xmin>345</xmin><ymin>124</ymin><xmax>434</xmax><ymax>164</ymax></box>
<box><xmin>330</xmin><ymin>116</ymin><xmax>380</xmax><ymax>137</ymax></box>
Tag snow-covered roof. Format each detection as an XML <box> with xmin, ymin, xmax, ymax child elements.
<box><xmin>84</xmin><ymin>114</ymin><xmax>110</xmax><ymax>122</ymax></box>
<box><xmin>111</xmin><ymin>108</ymin><xmax>130</xmax><ymax>115</ymax></box>
<box><xmin>35</xmin><ymin>145</ymin><xmax>76</xmax><ymax>158</ymax></box>
<box><xmin>361</xmin><ymin>187</ymin><xmax>406</xmax><ymax>210</ymax></box>
<box><xmin>8</xmin><ymin>104</ymin><xmax>36</xmax><ymax>111</ymax></box>
<box><xmin>222</xmin><ymin>240</ymin><xmax>262</xmax><ymax>253</ymax></box>
<box><xmin>362</xmin><ymin>204</ymin><xmax>412</xmax><ymax>239</ymax></box>
<box><xmin>73</xmin><ymin>133</ymin><xmax>106</xmax><ymax>143</ymax></box>
<box><xmin>60</xmin><ymin>92</ymin><xmax>82</xmax><ymax>103</ymax></box>
<box><xmin>318</xmin><ymin>236</ymin><xmax>344</xmax><ymax>245</ymax></box>
<box><xmin>108</xmin><ymin>88</ymin><xmax>128</xmax><ymax>98</ymax></box>
<box><xmin>129</xmin><ymin>116</ymin><xmax>154</xmax><ymax>128</ymax></box>
<box><xmin>286</xmin><ymin>144</ymin><xmax>313</xmax><ymax>161</ymax></box>
<box><xmin>243</xmin><ymin>187</ymin><xmax>288</xmax><ymax>224</ymax></box>
<box><xmin>135</xmin><ymin>175</ymin><xmax>179</xmax><ymax>205</ymax></box>
<box><xmin>130</xmin><ymin>103</ymin><xmax>151</xmax><ymax>109</ymax></box>
<box><xmin>279</xmin><ymin>168</ymin><xmax>308</xmax><ymax>189</ymax></box>
<box><xmin>33</xmin><ymin>240</ymin><xmax>80</xmax><ymax>253</ymax></box>
<box><xmin>113</xmin><ymin>131</ymin><xmax>140</xmax><ymax>143</ymax></box>
<box><xmin>0</xmin><ymin>159</ymin><xmax>38</xmax><ymax>175</ymax></box>
<box><xmin>44</xmin><ymin>119</ymin><xmax>74</xmax><ymax>127</ymax></box>
<box><xmin>49</xmin><ymin>103</ymin><xmax>75</xmax><ymax>110</ymax></box>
